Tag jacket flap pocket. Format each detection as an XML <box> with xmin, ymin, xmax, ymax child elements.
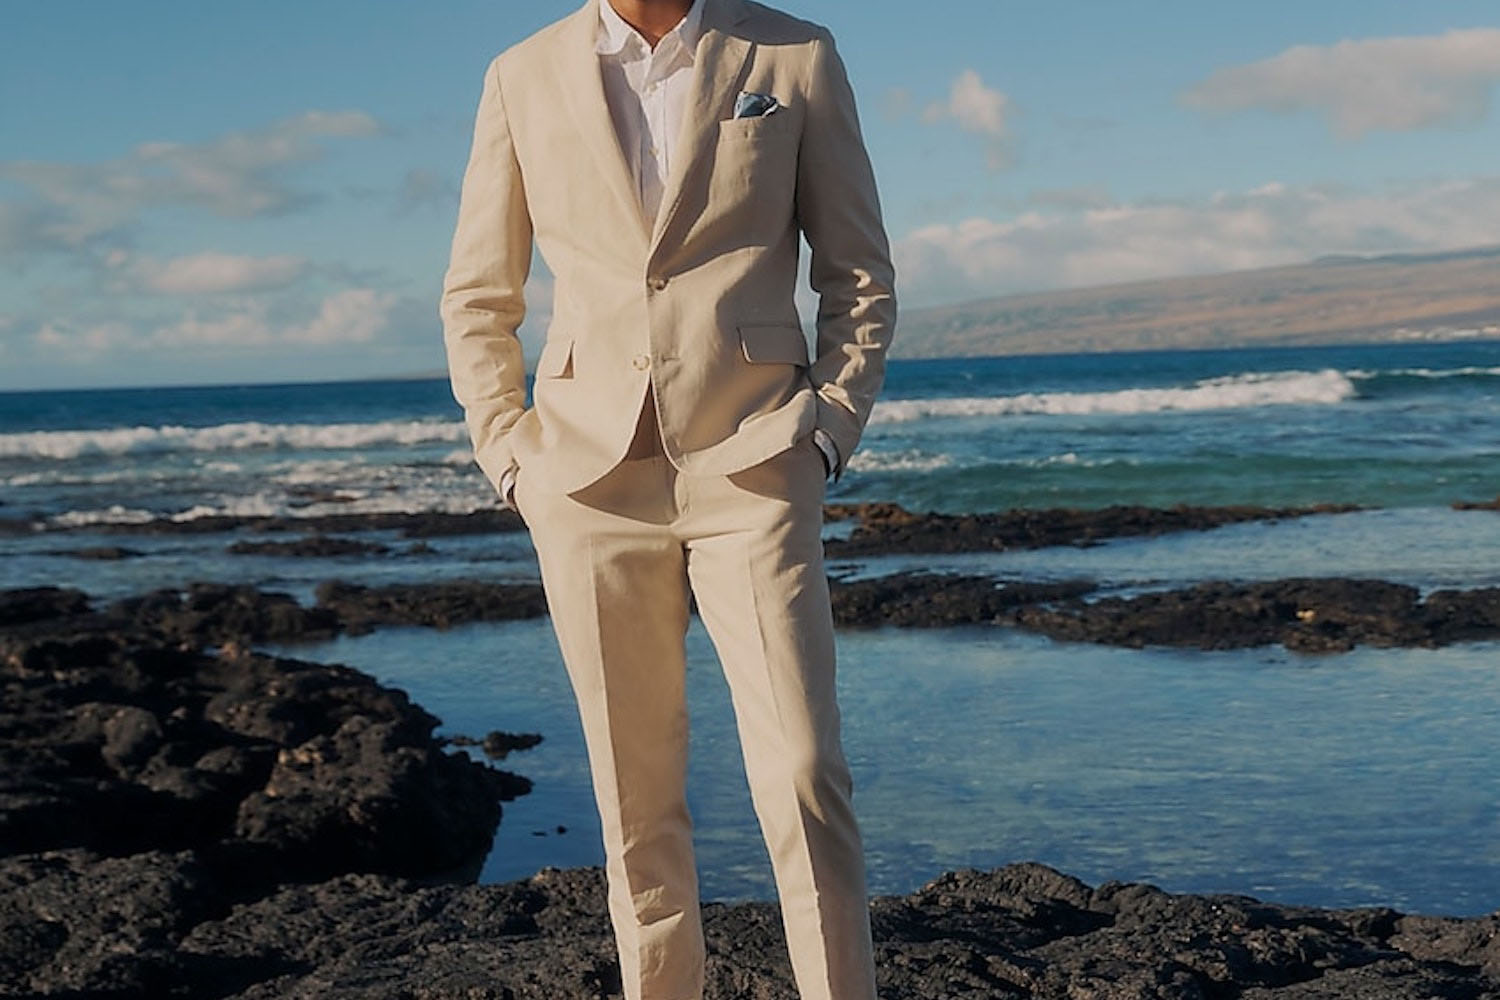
<box><xmin>535</xmin><ymin>338</ymin><xmax>574</xmax><ymax>378</ymax></box>
<box><xmin>738</xmin><ymin>324</ymin><xmax>809</xmax><ymax>365</ymax></box>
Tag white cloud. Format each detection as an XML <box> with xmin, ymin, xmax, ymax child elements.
<box><xmin>288</xmin><ymin>288</ymin><xmax>394</xmax><ymax>345</ymax></box>
<box><xmin>33</xmin><ymin>288</ymin><xmax>397</xmax><ymax>356</ymax></box>
<box><xmin>152</xmin><ymin>288</ymin><xmax>395</xmax><ymax>347</ymax></box>
<box><xmin>1183</xmin><ymin>28</ymin><xmax>1500</xmax><ymax>137</ymax></box>
<box><xmin>35</xmin><ymin>320</ymin><xmax>137</xmax><ymax>356</ymax></box>
<box><xmin>0</xmin><ymin>110</ymin><xmax>382</xmax><ymax>253</ymax></box>
<box><xmin>893</xmin><ymin>176</ymin><xmax>1500</xmax><ymax>306</ymax></box>
<box><xmin>108</xmin><ymin>251</ymin><xmax>307</xmax><ymax>295</ymax></box>
<box><xmin>925</xmin><ymin>69</ymin><xmax>1010</xmax><ymax>137</ymax></box>
<box><xmin>919</xmin><ymin>69</ymin><xmax>1012</xmax><ymax>168</ymax></box>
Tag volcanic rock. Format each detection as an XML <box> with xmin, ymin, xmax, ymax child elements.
<box><xmin>824</xmin><ymin>502</ymin><xmax>1361</xmax><ymax>558</ymax></box>
<box><xmin>227</xmin><ymin>535</ymin><xmax>391</xmax><ymax>557</ymax></box>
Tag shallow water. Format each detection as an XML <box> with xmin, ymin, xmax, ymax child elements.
<box><xmin>10</xmin><ymin>340</ymin><xmax>1500</xmax><ymax>917</ymax></box>
<box><xmin>836</xmin><ymin>506</ymin><xmax>1500</xmax><ymax>596</ymax></box>
<box><xmin>267</xmin><ymin>620</ymin><xmax>1500</xmax><ymax>916</ymax></box>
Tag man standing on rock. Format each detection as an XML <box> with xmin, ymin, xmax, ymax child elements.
<box><xmin>439</xmin><ymin>0</ymin><xmax>894</xmax><ymax>995</ymax></box>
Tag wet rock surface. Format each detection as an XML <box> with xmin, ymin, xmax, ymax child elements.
<box><xmin>227</xmin><ymin>535</ymin><xmax>391</xmax><ymax>558</ymax></box>
<box><xmin>55</xmin><ymin>545</ymin><xmax>145</xmax><ymax>560</ymax></box>
<box><xmin>27</xmin><ymin>501</ymin><xmax>1363</xmax><ymax>554</ymax></box>
<box><xmin>446</xmin><ymin>729</ymin><xmax>546</xmax><ymax>761</ymax></box>
<box><xmin>824</xmin><ymin>501</ymin><xmax>1362</xmax><ymax>557</ymax></box>
<box><xmin>12</xmin><ymin>570</ymin><xmax>1499</xmax><ymax>655</ymax></box>
<box><xmin>314</xmin><ymin>579</ymin><xmax>549</xmax><ymax>634</ymax></box>
<box><xmin>0</xmin><ymin>580</ymin><xmax>549</xmax><ymax>651</ymax></box>
<box><xmin>0</xmin><ymin>585</ymin><xmax>534</xmax><ymax>996</ymax></box>
<box><xmin>830</xmin><ymin>571</ymin><xmax>1098</xmax><ymax>627</ymax></box>
<box><xmin>5</xmin><ymin>582</ymin><xmax>1500</xmax><ymax>997</ymax></box>
<box><xmin>1005</xmin><ymin>577</ymin><xmax>1500</xmax><ymax>652</ymax></box>
<box><xmin>8</xmin><ymin>860</ymin><xmax>1495</xmax><ymax>999</ymax></box>
<box><xmin>0</xmin><ymin>593</ymin><xmax>529</xmax><ymax>878</ymax></box>
<box><xmin>32</xmin><ymin>507</ymin><xmax>527</xmax><ymax>538</ymax></box>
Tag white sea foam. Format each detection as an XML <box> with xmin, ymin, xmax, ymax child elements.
<box><xmin>1346</xmin><ymin>365</ymin><xmax>1500</xmax><ymax>380</ymax></box>
<box><xmin>0</xmin><ymin>419</ymin><xmax>467</xmax><ymax>461</ymax></box>
<box><xmin>868</xmin><ymin>369</ymin><xmax>1356</xmax><ymax>424</ymax></box>
<box><xmin>45</xmin><ymin>480</ymin><xmax>501</xmax><ymax>527</ymax></box>
<box><xmin>49</xmin><ymin>505</ymin><xmax>158</xmax><ymax>527</ymax></box>
<box><xmin>164</xmin><ymin>487</ymin><xmax>495</xmax><ymax>522</ymax></box>
<box><xmin>847</xmin><ymin>450</ymin><xmax>955</xmax><ymax>473</ymax></box>
<box><xmin>1017</xmin><ymin>451</ymin><xmax>1127</xmax><ymax>468</ymax></box>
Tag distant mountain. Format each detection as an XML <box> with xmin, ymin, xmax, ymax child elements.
<box><xmin>893</xmin><ymin>245</ymin><xmax>1500</xmax><ymax>358</ymax></box>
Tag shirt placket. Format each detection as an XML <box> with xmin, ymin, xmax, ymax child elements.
<box><xmin>642</xmin><ymin>42</ymin><xmax>679</xmax><ymax>220</ymax></box>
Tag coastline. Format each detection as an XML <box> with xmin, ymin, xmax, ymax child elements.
<box><xmin>5</xmin><ymin>580</ymin><xmax>1500</xmax><ymax>998</ymax></box>
<box><xmin>5</xmin><ymin>497</ymin><xmax>1500</xmax><ymax>996</ymax></box>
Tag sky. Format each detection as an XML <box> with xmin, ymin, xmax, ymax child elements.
<box><xmin>3</xmin><ymin>0</ymin><xmax>1500</xmax><ymax>390</ymax></box>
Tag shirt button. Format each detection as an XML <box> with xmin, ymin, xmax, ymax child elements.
<box><xmin>649</xmin><ymin>276</ymin><xmax>668</xmax><ymax>291</ymax></box>
<box><xmin>632</xmin><ymin>354</ymin><xmax>650</xmax><ymax>370</ymax></box>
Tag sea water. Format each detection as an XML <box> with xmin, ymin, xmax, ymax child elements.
<box><xmin>5</xmin><ymin>339</ymin><xmax>1500</xmax><ymax>913</ymax></box>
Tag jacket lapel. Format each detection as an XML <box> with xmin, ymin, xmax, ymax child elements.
<box><xmin>648</xmin><ymin>0</ymin><xmax>752</xmax><ymax>259</ymax></box>
<box><xmin>553</xmin><ymin>0</ymin><xmax>651</xmax><ymax>247</ymax></box>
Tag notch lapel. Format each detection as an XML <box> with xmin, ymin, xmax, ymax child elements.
<box><xmin>553</xmin><ymin>0</ymin><xmax>651</xmax><ymax>248</ymax></box>
<box><xmin>648</xmin><ymin>0</ymin><xmax>753</xmax><ymax>260</ymax></box>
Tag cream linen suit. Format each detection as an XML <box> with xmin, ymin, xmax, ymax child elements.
<box><xmin>440</xmin><ymin>0</ymin><xmax>895</xmax><ymax>996</ymax></box>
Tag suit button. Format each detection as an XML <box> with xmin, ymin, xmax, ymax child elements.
<box><xmin>648</xmin><ymin>276</ymin><xmax>668</xmax><ymax>291</ymax></box>
<box><xmin>632</xmin><ymin>354</ymin><xmax>650</xmax><ymax>370</ymax></box>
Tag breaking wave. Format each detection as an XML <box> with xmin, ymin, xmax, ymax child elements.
<box><xmin>869</xmin><ymin>369</ymin><xmax>1356</xmax><ymax>424</ymax></box>
<box><xmin>0</xmin><ymin>419</ymin><xmax>467</xmax><ymax>461</ymax></box>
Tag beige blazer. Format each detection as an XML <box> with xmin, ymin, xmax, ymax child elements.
<box><xmin>440</xmin><ymin>0</ymin><xmax>896</xmax><ymax>496</ymax></box>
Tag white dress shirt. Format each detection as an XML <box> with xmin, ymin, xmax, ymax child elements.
<box><xmin>595</xmin><ymin>0</ymin><xmax>704</xmax><ymax>227</ymax></box>
<box><xmin>499</xmin><ymin>0</ymin><xmax>838</xmax><ymax>507</ymax></box>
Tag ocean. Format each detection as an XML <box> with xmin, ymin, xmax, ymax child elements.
<box><xmin>4</xmin><ymin>339</ymin><xmax>1500</xmax><ymax>914</ymax></box>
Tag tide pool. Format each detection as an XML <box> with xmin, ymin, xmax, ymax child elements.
<box><xmin>267</xmin><ymin>620</ymin><xmax>1500</xmax><ymax>916</ymax></box>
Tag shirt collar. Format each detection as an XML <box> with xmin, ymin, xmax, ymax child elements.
<box><xmin>595</xmin><ymin>0</ymin><xmax>705</xmax><ymax>57</ymax></box>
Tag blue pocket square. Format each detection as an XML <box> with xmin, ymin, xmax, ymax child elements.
<box><xmin>733</xmin><ymin>91</ymin><xmax>783</xmax><ymax>119</ymax></box>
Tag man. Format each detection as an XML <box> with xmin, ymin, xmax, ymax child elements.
<box><xmin>439</xmin><ymin>0</ymin><xmax>894</xmax><ymax>995</ymax></box>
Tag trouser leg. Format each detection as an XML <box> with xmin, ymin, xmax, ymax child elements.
<box><xmin>516</xmin><ymin>446</ymin><xmax>705</xmax><ymax>1000</ymax></box>
<box><xmin>680</xmin><ymin>438</ymin><xmax>878</xmax><ymax>1000</ymax></box>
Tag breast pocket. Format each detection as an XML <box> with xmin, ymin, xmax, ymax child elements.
<box><xmin>716</xmin><ymin>112</ymin><xmax>798</xmax><ymax>144</ymax></box>
<box><xmin>711</xmin><ymin>118</ymin><xmax>800</xmax><ymax>224</ymax></box>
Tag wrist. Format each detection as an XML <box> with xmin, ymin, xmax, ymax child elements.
<box><xmin>812</xmin><ymin>428</ymin><xmax>841</xmax><ymax>481</ymax></box>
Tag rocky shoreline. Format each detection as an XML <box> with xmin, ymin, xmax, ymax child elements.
<box><xmin>820</xmin><ymin>501</ymin><xmax>1364</xmax><ymax>557</ymax></box>
<box><xmin>5</xmin><ymin>586</ymin><xmax>1500</xmax><ymax>997</ymax></box>
<box><xmin>828</xmin><ymin>572</ymin><xmax>1500</xmax><ymax>652</ymax></box>
<box><xmin>13</xmin><ymin>566</ymin><xmax>1497</xmax><ymax>656</ymax></box>
<box><xmin>0</xmin><ymin>584</ymin><xmax>538</xmax><ymax>996</ymax></box>
<box><xmin>5</xmin><ymin>499</ymin><xmax>1500</xmax><ymax>997</ymax></box>
<box><xmin>11</xmin><ymin>500</ymin><xmax>1368</xmax><ymax>552</ymax></box>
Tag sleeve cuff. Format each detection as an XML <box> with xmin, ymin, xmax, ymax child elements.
<box><xmin>812</xmin><ymin>428</ymin><xmax>843</xmax><ymax>482</ymax></box>
<box><xmin>498</xmin><ymin>464</ymin><xmax>519</xmax><ymax>509</ymax></box>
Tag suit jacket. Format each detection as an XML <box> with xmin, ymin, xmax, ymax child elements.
<box><xmin>440</xmin><ymin>0</ymin><xmax>896</xmax><ymax>496</ymax></box>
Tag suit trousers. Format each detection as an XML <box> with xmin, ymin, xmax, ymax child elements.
<box><xmin>511</xmin><ymin>395</ymin><xmax>877</xmax><ymax>1000</ymax></box>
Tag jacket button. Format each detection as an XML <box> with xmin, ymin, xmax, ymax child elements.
<box><xmin>632</xmin><ymin>354</ymin><xmax>650</xmax><ymax>370</ymax></box>
<box><xmin>648</xmin><ymin>276</ymin><xmax>668</xmax><ymax>291</ymax></box>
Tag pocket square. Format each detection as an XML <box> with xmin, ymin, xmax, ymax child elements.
<box><xmin>733</xmin><ymin>91</ymin><xmax>783</xmax><ymax>119</ymax></box>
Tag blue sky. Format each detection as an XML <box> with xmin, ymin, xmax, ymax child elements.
<box><xmin>4</xmin><ymin>0</ymin><xmax>1499</xmax><ymax>389</ymax></box>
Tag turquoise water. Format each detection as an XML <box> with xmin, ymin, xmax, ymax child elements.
<box><xmin>7</xmin><ymin>339</ymin><xmax>1500</xmax><ymax>916</ymax></box>
<box><xmin>267</xmin><ymin>621</ymin><xmax>1500</xmax><ymax>916</ymax></box>
<box><xmin>5</xmin><ymin>341</ymin><xmax>1500</xmax><ymax>530</ymax></box>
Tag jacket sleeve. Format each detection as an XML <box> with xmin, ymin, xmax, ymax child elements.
<box><xmin>794</xmin><ymin>28</ymin><xmax>897</xmax><ymax>465</ymax></box>
<box><xmin>439</xmin><ymin>56</ymin><xmax>534</xmax><ymax>492</ymax></box>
